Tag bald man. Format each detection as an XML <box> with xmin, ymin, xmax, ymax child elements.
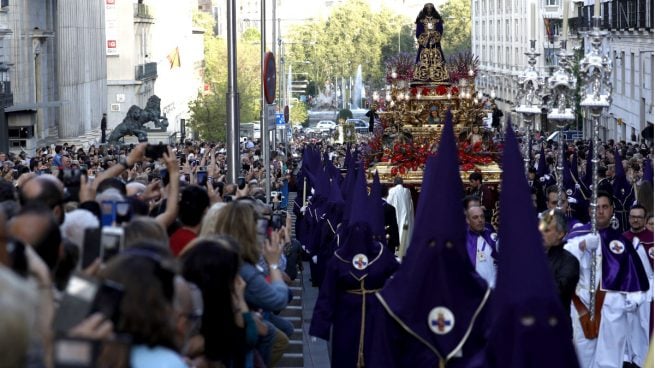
<box><xmin>465</xmin><ymin>206</ymin><xmax>498</xmax><ymax>288</ymax></box>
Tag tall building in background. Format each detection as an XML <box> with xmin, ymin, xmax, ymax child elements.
<box><xmin>579</xmin><ymin>0</ymin><xmax>653</xmax><ymax>142</ymax></box>
<box><xmin>472</xmin><ymin>0</ymin><xmax>556</xmax><ymax>130</ymax></box>
<box><xmin>198</xmin><ymin>0</ymin><xmax>213</xmax><ymax>12</ymax></box>
<box><xmin>472</xmin><ymin>0</ymin><xmax>653</xmax><ymax>142</ymax></box>
<box><xmin>105</xmin><ymin>0</ymin><xmax>204</xmax><ymax>144</ymax></box>
<box><xmin>3</xmin><ymin>0</ymin><xmax>106</xmax><ymax>153</ymax></box>
<box><xmin>0</xmin><ymin>1</ymin><xmax>14</xmax><ymax>153</ymax></box>
<box><xmin>152</xmin><ymin>0</ymin><xmax>205</xmax><ymax>143</ymax></box>
<box><xmin>105</xmin><ymin>0</ymin><xmax>158</xmax><ymax>137</ymax></box>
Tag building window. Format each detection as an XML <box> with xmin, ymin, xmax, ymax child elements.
<box><xmin>1</xmin><ymin>0</ymin><xmax>7</xmax><ymax>8</ymax></box>
<box><xmin>545</xmin><ymin>0</ymin><xmax>559</xmax><ymax>6</ymax></box>
<box><xmin>8</xmin><ymin>126</ymin><xmax>33</xmax><ymax>148</ymax></box>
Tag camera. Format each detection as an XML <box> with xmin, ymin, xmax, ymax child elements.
<box><xmin>100</xmin><ymin>201</ymin><xmax>131</xmax><ymax>227</ymax></box>
<box><xmin>100</xmin><ymin>226</ymin><xmax>124</xmax><ymax>263</ymax></box>
<box><xmin>197</xmin><ymin>166</ymin><xmax>208</xmax><ymax>186</ymax></box>
<box><xmin>270</xmin><ymin>210</ymin><xmax>287</xmax><ymax>230</ymax></box>
<box><xmin>145</xmin><ymin>144</ymin><xmax>167</xmax><ymax>160</ymax></box>
<box><xmin>160</xmin><ymin>168</ymin><xmax>170</xmax><ymax>187</ymax></box>
<box><xmin>62</xmin><ymin>168</ymin><xmax>82</xmax><ymax>187</ymax></box>
<box><xmin>237</xmin><ymin>176</ymin><xmax>246</xmax><ymax>190</ymax></box>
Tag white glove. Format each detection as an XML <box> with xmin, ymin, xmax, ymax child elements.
<box><xmin>300</xmin><ymin>206</ymin><xmax>307</xmax><ymax>214</ymax></box>
<box><xmin>624</xmin><ymin>298</ymin><xmax>637</xmax><ymax>312</ymax></box>
<box><xmin>581</xmin><ymin>233</ymin><xmax>600</xmax><ymax>251</ymax></box>
<box><xmin>312</xmin><ymin>255</ymin><xmax>318</xmax><ymax>264</ymax></box>
<box><xmin>625</xmin><ymin>293</ymin><xmax>645</xmax><ymax>312</ymax></box>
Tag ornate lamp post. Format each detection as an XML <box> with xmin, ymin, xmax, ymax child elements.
<box><xmin>579</xmin><ymin>12</ymin><xmax>613</xmax><ymax>321</ymax></box>
<box><xmin>515</xmin><ymin>40</ymin><xmax>546</xmax><ymax>177</ymax></box>
<box><xmin>547</xmin><ymin>39</ymin><xmax>577</xmax><ymax>209</ymax></box>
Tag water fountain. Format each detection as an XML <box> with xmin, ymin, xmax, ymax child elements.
<box><xmin>350</xmin><ymin>64</ymin><xmax>368</xmax><ymax>118</ymax></box>
<box><xmin>351</xmin><ymin>65</ymin><xmax>363</xmax><ymax>109</ymax></box>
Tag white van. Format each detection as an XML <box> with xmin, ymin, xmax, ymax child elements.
<box><xmin>240</xmin><ymin>122</ymin><xmax>261</xmax><ymax>140</ymax></box>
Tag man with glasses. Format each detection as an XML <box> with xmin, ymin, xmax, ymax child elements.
<box><xmin>564</xmin><ymin>192</ymin><xmax>649</xmax><ymax>367</ymax></box>
<box><xmin>623</xmin><ymin>203</ymin><xmax>653</xmax><ymax>366</ymax></box>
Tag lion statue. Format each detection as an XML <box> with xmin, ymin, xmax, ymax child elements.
<box><xmin>107</xmin><ymin>95</ymin><xmax>169</xmax><ymax>144</ymax></box>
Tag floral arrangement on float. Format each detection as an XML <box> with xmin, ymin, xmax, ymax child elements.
<box><xmin>365</xmin><ymin>126</ymin><xmax>502</xmax><ymax>174</ymax></box>
<box><xmin>384</xmin><ymin>52</ymin><xmax>415</xmax><ymax>85</ymax></box>
<box><xmin>456</xmin><ymin>140</ymin><xmax>501</xmax><ymax>172</ymax></box>
<box><xmin>447</xmin><ymin>51</ymin><xmax>480</xmax><ymax>84</ymax></box>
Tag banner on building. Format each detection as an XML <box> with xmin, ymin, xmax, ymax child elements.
<box><xmin>105</xmin><ymin>0</ymin><xmax>118</xmax><ymax>55</ymax></box>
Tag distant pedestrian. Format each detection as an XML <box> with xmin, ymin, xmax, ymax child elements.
<box><xmin>101</xmin><ymin>113</ymin><xmax>107</xmax><ymax>144</ymax></box>
<box><xmin>491</xmin><ymin>104</ymin><xmax>503</xmax><ymax>133</ymax></box>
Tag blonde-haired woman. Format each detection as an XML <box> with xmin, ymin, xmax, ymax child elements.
<box><xmin>203</xmin><ymin>200</ymin><xmax>290</xmax><ymax>366</ymax></box>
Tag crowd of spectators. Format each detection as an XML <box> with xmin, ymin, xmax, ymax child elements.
<box><xmin>0</xmin><ymin>139</ymin><xmax>305</xmax><ymax>368</ymax></box>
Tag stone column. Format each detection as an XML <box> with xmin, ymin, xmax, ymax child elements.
<box><xmin>56</xmin><ymin>0</ymin><xmax>107</xmax><ymax>139</ymax></box>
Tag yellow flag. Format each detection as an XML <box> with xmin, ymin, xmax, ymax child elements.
<box><xmin>167</xmin><ymin>47</ymin><xmax>180</xmax><ymax>69</ymax></box>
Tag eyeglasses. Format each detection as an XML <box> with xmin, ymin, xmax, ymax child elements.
<box><xmin>629</xmin><ymin>215</ymin><xmax>645</xmax><ymax>219</ymax></box>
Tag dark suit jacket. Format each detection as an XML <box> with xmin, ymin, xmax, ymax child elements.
<box><xmin>384</xmin><ymin>201</ymin><xmax>400</xmax><ymax>253</ymax></box>
<box><xmin>547</xmin><ymin>244</ymin><xmax>580</xmax><ymax>335</ymax></box>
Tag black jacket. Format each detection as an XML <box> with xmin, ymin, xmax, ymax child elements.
<box><xmin>547</xmin><ymin>245</ymin><xmax>580</xmax><ymax>319</ymax></box>
<box><xmin>384</xmin><ymin>201</ymin><xmax>400</xmax><ymax>254</ymax></box>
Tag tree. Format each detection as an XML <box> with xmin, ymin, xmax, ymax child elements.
<box><xmin>290</xmin><ymin>102</ymin><xmax>309</xmax><ymax>125</ymax></box>
<box><xmin>187</xmin><ymin>12</ymin><xmax>263</xmax><ymax>140</ymax></box>
<box><xmin>283</xmin><ymin>0</ymin><xmax>415</xmax><ymax>94</ymax></box>
<box><xmin>438</xmin><ymin>0</ymin><xmax>471</xmax><ymax>57</ymax></box>
<box><xmin>188</xmin><ymin>91</ymin><xmax>226</xmax><ymax>142</ymax></box>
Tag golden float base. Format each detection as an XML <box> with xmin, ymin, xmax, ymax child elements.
<box><xmin>371</xmin><ymin>162</ymin><xmax>502</xmax><ymax>186</ymax></box>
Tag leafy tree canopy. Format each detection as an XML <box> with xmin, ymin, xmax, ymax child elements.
<box><xmin>284</xmin><ymin>0</ymin><xmax>416</xmax><ymax>92</ymax></box>
<box><xmin>290</xmin><ymin>102</ymin><xmax>309</xmax><ymax>125</ymax></box>
<box><xmin>188</xmin><ymin>12</ymin><xmax>262</xmax><ymax>140</ymax></box>
<box><xmin>439</xmin><ymin>0</ymin><xmax>472</xmax><ymax>56</ymax></box>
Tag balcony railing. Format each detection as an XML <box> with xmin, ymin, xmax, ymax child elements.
<box><xmin>135</xmin><ymin>62</ymin><xmax>157</xmax><ymax>81</ymax></box>
<box><xmin>577</xmin><ymin>0</ymin><xmax>652</xmax><ymax>31</ymax></box>
<box><xmin>134</xmin><ymin>3</ymin><xmax>154</xmax><ymax>20</ymax></box>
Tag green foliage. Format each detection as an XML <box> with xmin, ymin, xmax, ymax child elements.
<box><xmin>188</xmin><ymin>12</ymin><xmax>262</xmax><ymax>140</ymax></box>
<box><xmin>188</xmin><ymin>92</ymin><xmax>226</xmax><ymax>142</ymax></box>
<box><xmin>439</xmin><ymin>0</ymin><xmax>471</xmax><ymax>57</ymax></box>
<box><xmin>284</xmin><ymin>0</ymin><xmax>415</xmax><ymax>92</ymax></box>
<box><xmin>290</xmin><ymin>102</ymin><xmax>309</xmax><ymax>125</ymax></box>
<box><xmin>241</xmin><ymin>28</ymin><xmax>260</xmax><ymax>43</ymax></box>
<box><xmin>192</xmin><ymin>10</ymin><xmax>214</xmax><ymax>35</ymax></box>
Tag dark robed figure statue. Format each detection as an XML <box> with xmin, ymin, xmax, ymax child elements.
<box><xmin>413</xmin><ymin>3</ymin><xmax>449</xmax><ymax>84</ymax></box>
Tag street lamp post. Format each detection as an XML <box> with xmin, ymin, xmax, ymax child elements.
<box><xmin>515</xmin><ymin>39</ymin><xmax>546</xmax><ymax>178</ymax></box>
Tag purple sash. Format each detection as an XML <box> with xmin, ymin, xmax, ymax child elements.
<box><xmin>566</xmin><ymin>224</ymin><xmax>649</xmax><ymax>292</ymax></box>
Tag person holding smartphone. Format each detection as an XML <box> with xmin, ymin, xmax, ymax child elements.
<box><xmin>204</xmin><ymin>201</ymin><xmax>290</xmax><ymax>366</ymax></box>
<box><xmin>99</xmin><ymin>245</ymin><xmax>187</xmax><ymax>368</ymax></box>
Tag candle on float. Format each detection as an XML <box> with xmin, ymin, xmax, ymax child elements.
<box><xmin>562</xmin><ymin>0</ymin><xmax>569</xmax><ymax>41</ymax></box>
<box><xmin>530</xmin><ymin>1</ymin><xmax>536</xmax><ymax>40</ymax></box>
<box><xmin>594</xmin><ymin>0</ymin><xmax>600</xmax><ymax>17</ymax></box>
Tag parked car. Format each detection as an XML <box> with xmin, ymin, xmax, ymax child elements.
<box><xmin>316</xmin><ymin>120</ymin><xmax>337</xmax><ymax>132</ymax></box>
<box><xmin>346</xmin><ymin>119</ymin><xmax>369</xmax><ymax>133</ymax></box>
